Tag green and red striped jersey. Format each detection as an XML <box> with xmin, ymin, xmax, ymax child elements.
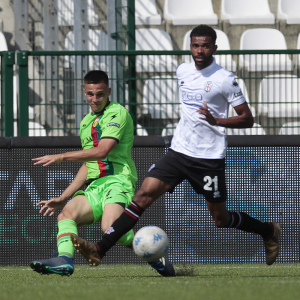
<box><xmin>80</xmin><ymin>101</ymin><xmax>137</xmax><ymax>186</ymax></box>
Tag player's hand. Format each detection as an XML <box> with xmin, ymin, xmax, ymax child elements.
<box><xmin>32</xmin><ymin>154</ymin><xmax>64</xmax><ymax>166</ymax></box>
<box><xmin>37</xmin><ymin>197</ymin><xmax>67</xmax><ymax>216</ymax></box>
<box><xmin>197</xmin><ymin>102</ymin><xmax>217</xmax><ymax>125</ymax></box>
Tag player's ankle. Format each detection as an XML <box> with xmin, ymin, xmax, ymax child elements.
<box><xmin>58</xmin><ymin>255</ymin><xmax>74</xmax><ymax>265</ymax></box>
<box><xmin>94</xmin><ymin>242</ymin><xmax>105</xmax><ymax>258</ymax></box>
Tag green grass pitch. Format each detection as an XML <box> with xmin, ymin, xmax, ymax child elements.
<box><xmin>1</xmin><ymin>264</ymin><xmax>300</xmax><ymax>300</ymax></box>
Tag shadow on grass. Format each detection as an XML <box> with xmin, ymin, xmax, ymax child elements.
<box><xmin>175</xmin><ymin>265</ymin><xmax>198</xmax><ymax>277</ymax></box>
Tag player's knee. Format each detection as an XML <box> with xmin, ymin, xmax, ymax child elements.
<box><xmin>57</xmin><ymin>209</ymin><xmax>76</xmax><ymax>222</ymax></box>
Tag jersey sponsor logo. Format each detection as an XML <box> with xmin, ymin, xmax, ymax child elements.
<box><xmin>93</xmin><ymin>117</ymin><xmax>100</xmax><ymax>127</ymax></box>
<box><xmin>179</xmin><ymin>81</ymin><xmax>184</xmax><ymax>86</ymax></box>
<box><xmin>148</xmin><ymin>163</ymin><xmax>155</xmax><ymax>172</ymax></box>
<box><xmin>234</xmin><ymin>91</ymin><xmax>243</xmax><ymax>97</ymax></box>
<box><xmin>82</xmin><ymin>124</ymin><xmax>87</xmax><ymax>127</ymax></box>
<box><xmin>204</xmin><ymin>81</ymin><xmax>213</xmax><ymax>92</ymax></box>
<box><xmin>105</xmin><ymin>226</ymin><xmax>115</xmax><ymax>234</ymax></box>
<box><xmin>110</xmin><ymin>114</ymin><xmax>117</xmax><ymax>120</ymax></box>
<box><xmin>181</xmin><ymin>91</ymin><xmax>203</xmax><ymax>101</ymax></box>
<box><xmin>107</xmin><ymin>122</ymin><xmax>120</xmax><ymax>128</ymax></box>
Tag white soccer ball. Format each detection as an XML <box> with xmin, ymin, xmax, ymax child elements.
<box><xmin>133</xmin><ymin>226</ymin><xmax>169</xmax><ymax>262</ymax></box>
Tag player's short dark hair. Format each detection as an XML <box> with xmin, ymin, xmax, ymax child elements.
<box><xmin>190</xmin><ymin>25</ymin><xmax>217</xmax><ymax>44</ymax></box>
<box><xmin>84</xmin><ymin>70</ymin><xmax>109</xmax><ymax>85</ymax></box>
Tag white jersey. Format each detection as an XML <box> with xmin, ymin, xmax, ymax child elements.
<box><xmin>170</xmin><ymin>58</ymin><xmax>246</xmax><ymax>159</ymax></box>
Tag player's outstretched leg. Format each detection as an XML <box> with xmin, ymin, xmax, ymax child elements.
<box><xmin>71</xmin><ymin>234</ymin><xmax>102</xmax><ymax>266</ymax></box>
<box><xmin>264</xmin><ymin>222</ymin><xmax>281</xmax><ymax>265</ymax></box>
<box><xmin>148</xmin><ymin>257</ymin><xmax>176</xmax><ymax>277</ymax></box>
<box><xmin>30</xmin><ymin>257</ymin><xmax>74</xmax><ymax>276</ymax></box>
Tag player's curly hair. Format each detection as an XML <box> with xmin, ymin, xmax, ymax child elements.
<box><xmin>190</xmin><ymin>25</ymin><xmax>217</xmax><ymax>44</ymax></box>
<box><xmin>84</xmin><ymin>70</ymin><xmax>109</xmax><ymax>85</ymax></box>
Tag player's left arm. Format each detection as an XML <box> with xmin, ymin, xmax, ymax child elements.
<box><xmin>198</xmin><ymin>74</ymin><xmax>254</xmax><ymax>128</ymax></box>
<box><xmin>32</xmin><ymin>138</ymin><xmax>118</xmax><ymax>167</ymax></box>
<box><xmin>226</xmin><ymin>102</ymin><xmax>254</xmax><ymax>128</ymax></box>
<box><xmin>198</xmin><ymin>101</ymin><xmax>254</xmax><ymax>128</ymax></box>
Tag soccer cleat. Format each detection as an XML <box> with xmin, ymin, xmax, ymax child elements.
<box><xmin>148</xmin><ymin>257</ymin><xmax>175</xmax><ymax>277</ymax></box>
<box><xmin>30</xmin><ymin>257</ymin><xmax>74</xmax><ymax>276</ymax></box>
<box><xmin>264</xmin><ymin>222</ymin><xmax>281</xmax><ymax>265</ymax></box>
<box><xmin>71</xmin><ymin>234</ymin><xmax>102</xmax><ymax>266</ymax></box>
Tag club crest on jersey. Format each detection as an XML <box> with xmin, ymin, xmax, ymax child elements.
<box><xmin>93</xmin><ymin>117</ymin><xmax>100</xmax><ymax>127</ymax></box>
<box><xmin>204</xmin><ymin>81</ymin><xmax>213</xmax><ymax>92</ymax></box>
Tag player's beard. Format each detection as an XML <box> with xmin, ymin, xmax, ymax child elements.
<box><xmin>192</xmin><ymin>53</ymin><xmax>214</xmax><ymax>70</ymax></box>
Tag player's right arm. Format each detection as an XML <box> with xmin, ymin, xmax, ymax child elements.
<box><xmin>37</xmin><ymin>163</ymin><xmax>88</xmax><ymax>216</ymax></box>
<box><xmin>32</xmin><ymin>138</ymin><xmax>118</xmax><ymax>166</ymax></box>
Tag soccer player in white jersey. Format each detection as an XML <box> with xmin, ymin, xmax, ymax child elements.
<box><xmin>71</xmin><ymin>25</ymin><xmax>280</xmax><ymax>267</ymax></box>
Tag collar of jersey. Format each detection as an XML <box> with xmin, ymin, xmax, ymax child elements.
<box><xmin>193</xmin><ymin>57</ymin><xmax>216</xmax><ymax>74</ymax></box>
<box><xmin>91</xmin><ymin>100</ymin><xmax>111</xmax><ymax>116</ymax></box>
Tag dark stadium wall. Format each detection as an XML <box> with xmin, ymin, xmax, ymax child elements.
<box><xmin>0</xmin><ymin>136</ymin><xmax>300</xmax><ymax>265</ymax></box>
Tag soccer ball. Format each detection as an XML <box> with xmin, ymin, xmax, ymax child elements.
<box><xmin>133</xmin><ymin>226</ymin><xmax>169</xmax><ymax>262</ymax></box>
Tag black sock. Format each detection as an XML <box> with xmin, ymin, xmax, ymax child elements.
<box><xmin>96</xmin><ymin>201</ymin><xmax>144</xmax><ymax>257</ymax></box>
<box><xmin>228</xmin><ymin>211</ymin><xmax>273</xmax><ymax>240</ymax></box>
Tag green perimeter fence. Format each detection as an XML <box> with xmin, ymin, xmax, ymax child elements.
<box><xmin>1</xmin><ymin>49</ymin><xmax>300</xmax><ymax>137</ymax></box>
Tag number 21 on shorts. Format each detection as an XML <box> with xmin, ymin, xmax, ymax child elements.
<box><xmin>203</xmin><ymin>176</ymin><xmax>220</xmax><ymax>198</ymax></box>
<box><xmin>203</xmin><ymin>175</ymin><xmax>218</xmax><ymax>191</ymax></box>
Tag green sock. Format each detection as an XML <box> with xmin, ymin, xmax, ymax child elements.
<box><xmin>117</xmin><ymin>229</ymin><xmax>135</xmax><ymax>248</ymax></box>
<box><xmin>57</xmin><ymin>219</ymin><xmax>78</xmax><ymax>258</ymax></box>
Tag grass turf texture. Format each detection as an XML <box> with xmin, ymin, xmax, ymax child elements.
<box><xmin>0</xmin><ymin>264</ymin><xmax>300</xmax><ymax>300</ymax></box>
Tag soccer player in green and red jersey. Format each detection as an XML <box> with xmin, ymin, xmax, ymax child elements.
<box><xmin>30</xmin><ymin>70</ymin><xmax>175</xmax><ymax>277</ymax></box>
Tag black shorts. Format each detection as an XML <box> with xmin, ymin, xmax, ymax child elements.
<box><xmin>147</xmin><ymin>149</ymin><xmax>227</xmax><ymax>203</ymax></box>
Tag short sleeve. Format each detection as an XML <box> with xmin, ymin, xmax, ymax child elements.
<box><xmin>101</xmin><ymin>108</ymin><xmax>128</xmax><ymax>142</ymax></box>
<box><xmin>221</xmin><ymin>74</ymin><xmax>246</xmax><ymax>108</ymax></box>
